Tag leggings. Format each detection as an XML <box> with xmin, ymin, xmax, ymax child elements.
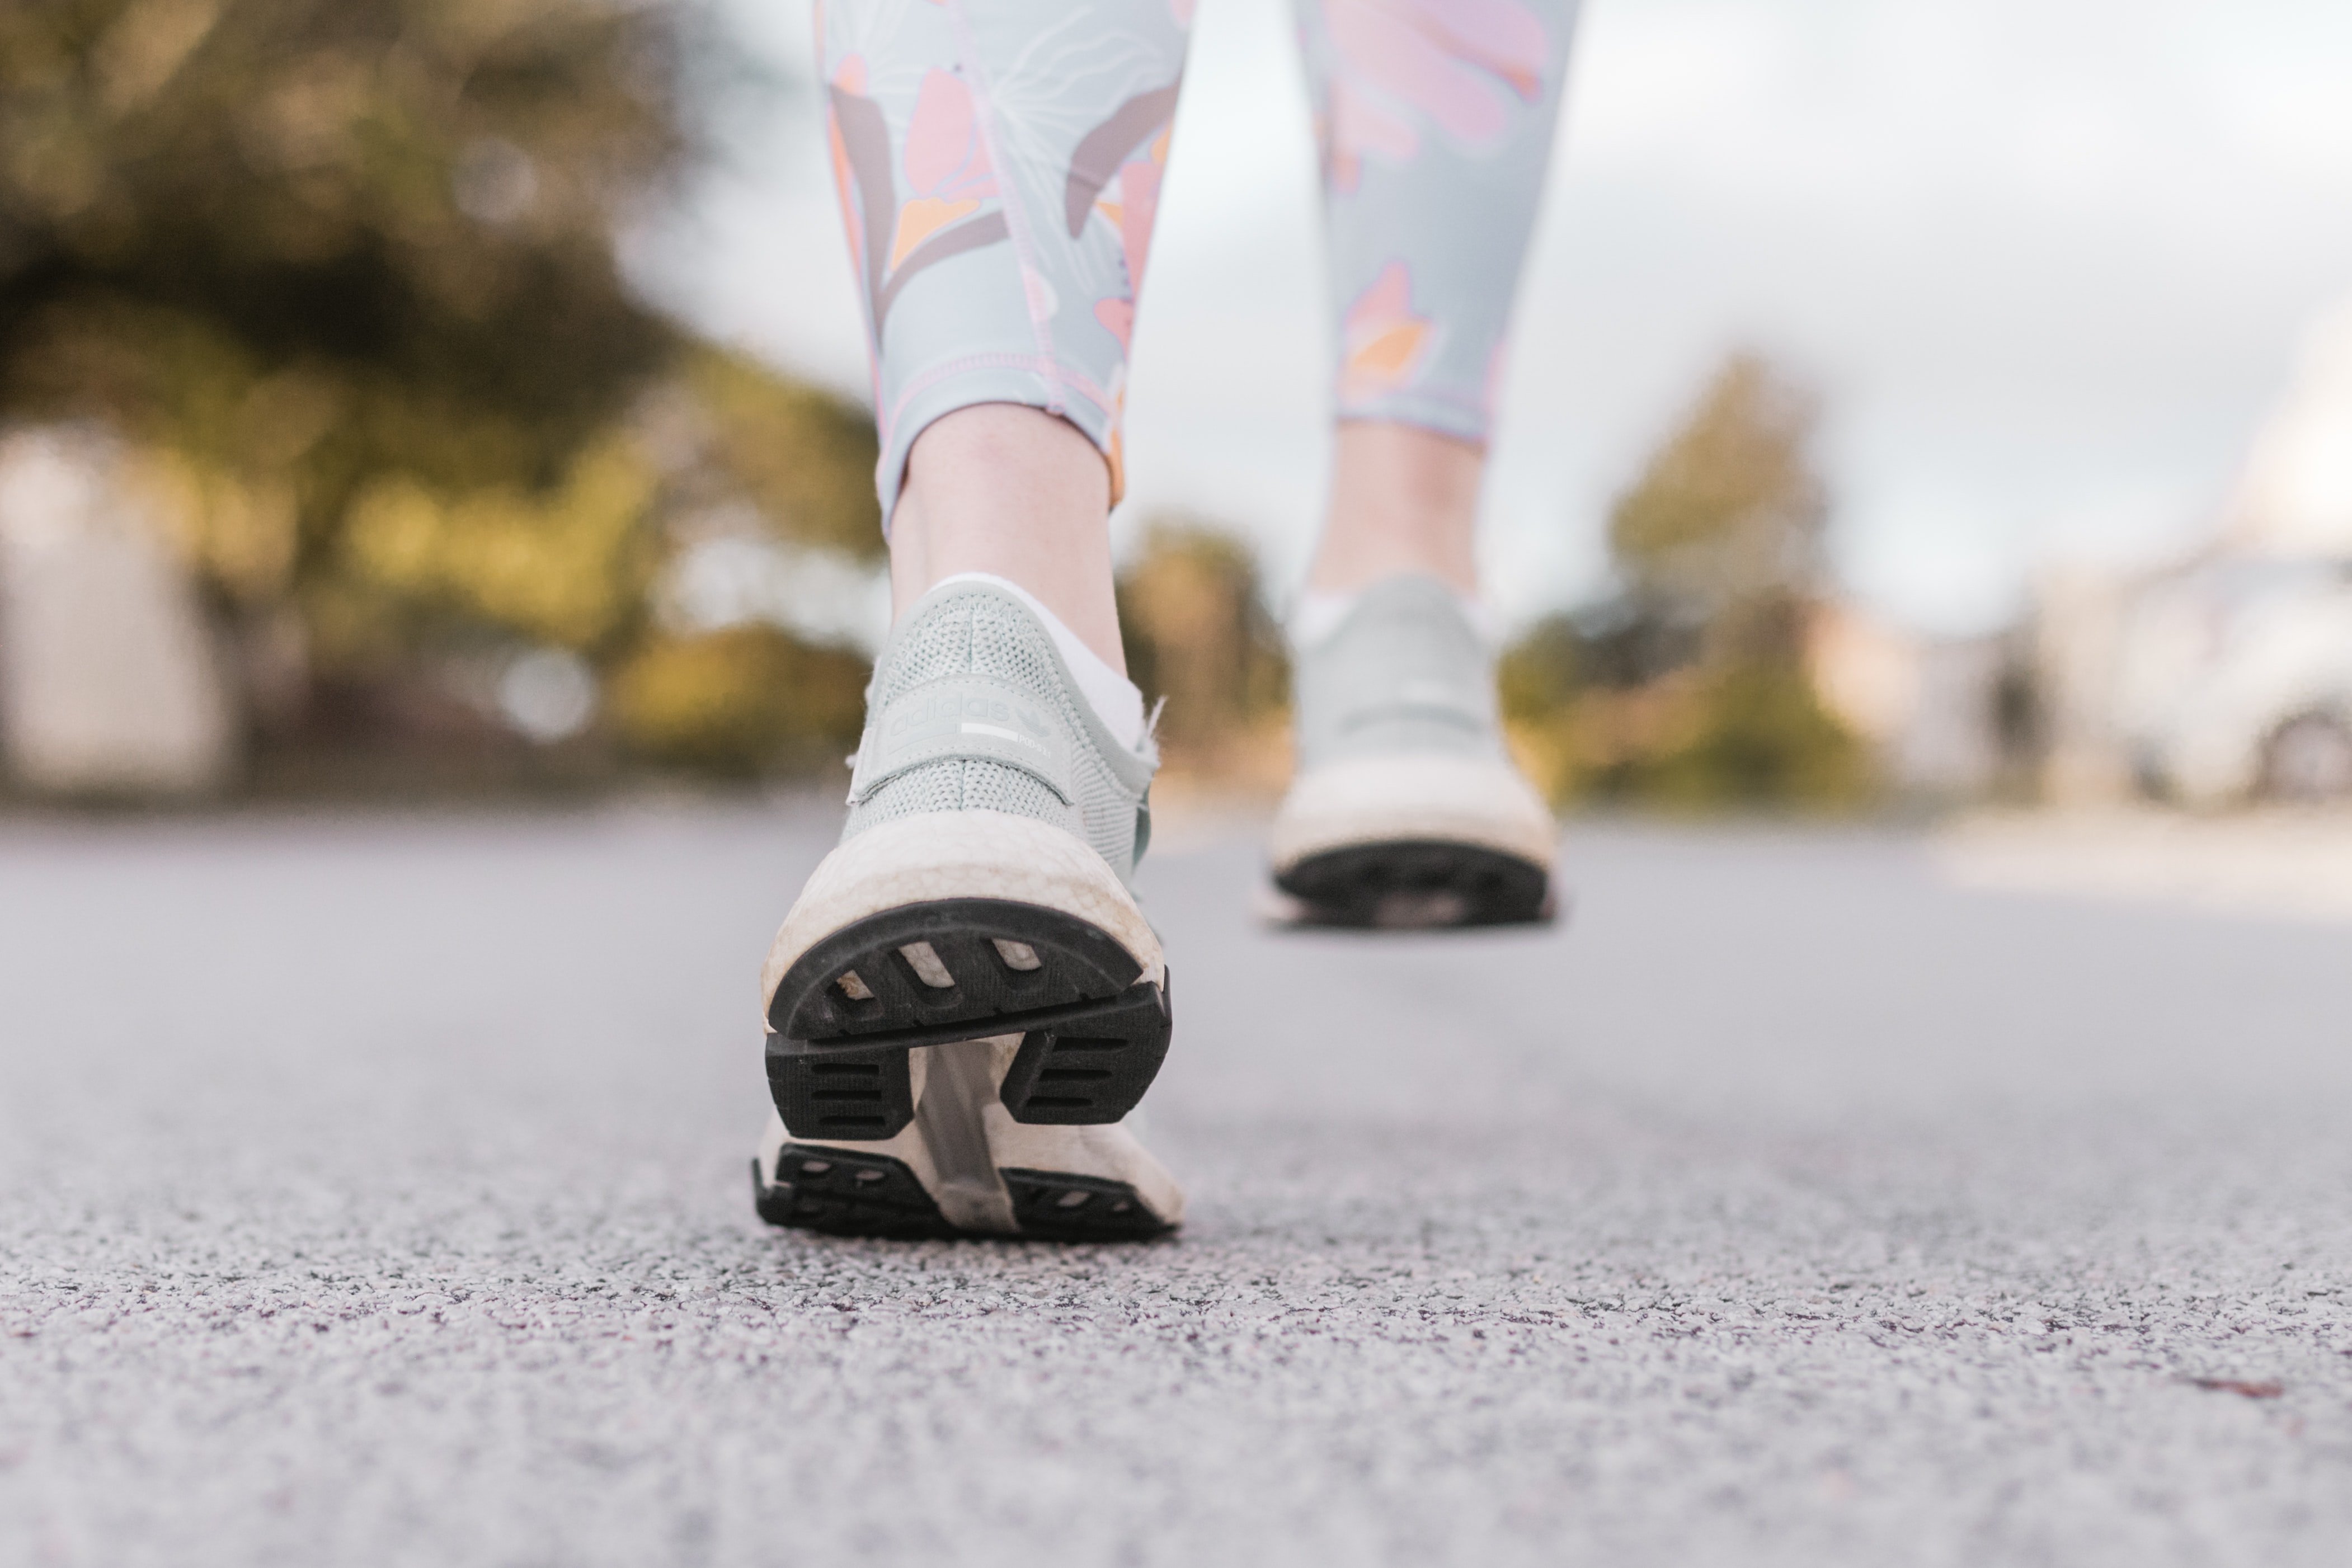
<box><xmin>819</xmin><ymin>0</ymin><xmax>1578</xmax><ymax>525</ymax></box>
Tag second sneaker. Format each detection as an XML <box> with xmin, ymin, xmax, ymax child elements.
<box><xmin>1268</xmin><ymin>573</ymin><xmax>1557</xmax><ymax>928</ymax></box>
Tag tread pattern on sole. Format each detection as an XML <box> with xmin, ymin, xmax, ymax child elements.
<box><xmin>999</xmin><ymin>1169</ymin><xmax>1174</xmax><ymax>1241</ymax></box>
<box><xmin>998</xmin><ymin>978</ymin><xmax>1172</xmax><ymax>1125</ymax></box>
<box><xmin>765</xmin><ymin>898</ymin><xmax>1170</xmax><ymax>1141</ymax></box>
<box><xmin>1274</xmin><ymin>839</ymin><xmax>1553</xmax><ymax>930</ymax></box>
<box><xmin>766</xmin><ymin>1044</ymin><xmax>920</xmax><ymax>1143</ymax></box>
<box><xmin>751</xmin><ymin>1150</ymin><xmax>1175</xmax><ymax>1244</ymax></box>
<box><xmin>769</xmin><ymin>898</ymin><xmax>1142</xmax><ymax>1043</ymax></box>
<box><xmin>751</xmin><ymin>1147</ymin><xmax>956</xmax><ymax>1239</ymax></box>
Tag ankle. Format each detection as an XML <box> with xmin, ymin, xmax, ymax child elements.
<box><xmin>890</xmin><ymin>404</ymin><xmax>1126</xmax><ymax>672</ymax></box>
<box><xmin>1305</xmin><ymin>421</ymin><xmax>1484</xmax><ymax>596</ymax></box>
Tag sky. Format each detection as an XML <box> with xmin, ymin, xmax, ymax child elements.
<box><xmin>634</xmin><ymin>0</ymin><xmax>2352</xmax><ymax>635</ymax></box>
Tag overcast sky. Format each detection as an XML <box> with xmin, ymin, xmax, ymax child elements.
<box><xmin>636</xmin><ymin>0</ymin><xmax>2352</xmax><ymax>634</ymax></box>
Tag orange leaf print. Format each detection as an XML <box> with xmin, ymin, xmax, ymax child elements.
<box><xmin>1340</xmin><ymin>261</ymin><xmax>1436</xmax><ymax>401</ymax></box>
<box><xmin>892</xmin><ymin>197</ymin><xmax>981</xmax><ymax>268</ymax></box>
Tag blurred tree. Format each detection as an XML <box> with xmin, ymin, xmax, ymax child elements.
<box><xmin>1608</xmin><ymin>351</ymin><xmax>1826</xmax><ymax>670</ymax></box>
<box><xmin>2</xmin><ymin>0</ymin><xmax>683</xmax><ymax>517</ymax></box>
<box><xmin>608</xmin><ymin>624</ymin><xmax>868</xmax><ymax>778</ymax></box>
<box><xmin>0</xmin><ymin>0</ymin><xmax>883</xmax><ymax>779</ymax></box>
<box><xmin>1115</xmin><ymin>519</ymin><xmax>1289</xmax><ymax>781</ymax></box>
<box><xmin>1503</xmin><ymin>351</ymin><xmax>1870</xmax><ymax>810</ymax></box>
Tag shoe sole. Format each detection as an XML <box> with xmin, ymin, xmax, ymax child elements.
<box><xmin>761</xmin><ymin>812</ymin><xmax>1172</xmax><ymax>1143</ymax></box>
<box><xmin>1273</xmin><ymin>839</ymin><xmax>1554</xmax><ymax>928</ymax></box>
<box><xmin>1268</xmin><ymin>756</ymin><xmax>1558</xmax><ymax>929</ymax></box>
<box><xmin>752</xmin><ymin>1145</ymin><xmax>1174</xmax><ymax>1242</ymax></box>
<box><xmin>751</xmin><ymin>1146</ymin><xmax>958</xmax><ymax>1238</ymax></box>
<box><xmin>765</xmin><ymin>898</ymin><xmax>1170</xmax><ymax>1141</ymax></box>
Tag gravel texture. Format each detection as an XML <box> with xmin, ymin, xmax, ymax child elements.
<box><xmin>4</xmin><ymin>801</ymin><xmax>2350</xmax><ymax>1567</ymax></box>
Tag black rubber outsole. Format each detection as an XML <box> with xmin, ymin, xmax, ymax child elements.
<box><xmin>752</xmin><ymin>1147</ymin><xmax>955</xmax><ymax>1239</ymax></box>
<box><xmin>1274</xmin><ymin>839</ymin><xmax>1554</xmax><ymax>929</ymax></box>
<box><xmin>1000</xmin><ymin>1168</ymin><xmax>1172</xmax><ymax>1241</ymax></box>
<box><xmin>752</xmin><ymin>1147</ymin><xmax>1174</xmax><ymax>1243</ymax></box>
<box><xmin>764</xmin><ymin>898</ymin><xmax>1171</xmax><ymax>1142</ymax></box>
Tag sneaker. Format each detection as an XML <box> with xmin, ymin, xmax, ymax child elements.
<box><xmin>1267</xmin><ymin>573</ymin><xmax>1557</xmax><ymax>928</ymax></box>
<box><xmin>752</xmin><ymin>576</ymin><xmax>1183</xmax><ymax>1239</ymax></box>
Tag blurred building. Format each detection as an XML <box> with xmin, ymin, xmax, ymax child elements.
<box><xmin>2034</xmin><ymin>294</ymin><xmax>2352</xmax><ymax>807</ymax></box>
<box><xmin>1807</xmin><ymin>605</ymin><xmax>2028</xmax><ymax>801</ymax></box>
<box><xmin>0</xmin><ymin>429</ymin><xmax>238</xmax><ymax>798</ymax></box>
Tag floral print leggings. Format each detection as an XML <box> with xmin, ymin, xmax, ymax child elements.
<box><xmin>819</xmin><ymin>0</ymin><xmax>1577</xmax><ymax>525</ymax></box>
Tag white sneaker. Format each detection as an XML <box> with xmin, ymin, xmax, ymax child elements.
<box><xmin>752</xmin><ymin>577</ymin><xmax>1183</xmax><ymax>1239</ymax></box>
<box><xmin>1268</xmin><ymin>573</ymin><xmax>1557</xmax><ymax>927</ymax></box>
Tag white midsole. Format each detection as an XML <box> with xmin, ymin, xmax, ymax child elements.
<box><xmin>759</xmin><ymin>809</ymin><xmax>1163</xmax><ymax>1013</ymax></box>
<box><xmin>1267</xmin><ymin>754</ymin><xmax>1558</xmax><ymax>873</ymax></box>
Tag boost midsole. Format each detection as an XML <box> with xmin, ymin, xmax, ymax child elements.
<box><xmin>760</xmin><ymin>809</ymin><xmax>1163</xmax><ymax>1012</ymax></box>
<box><xmin>1268</xmin><ymin>754</ymin><xmax>1558</xmax><ymax>872</ymax></box>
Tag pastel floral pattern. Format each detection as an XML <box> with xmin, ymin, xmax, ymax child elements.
<box><xmin>1315</xmin><ymin>0</ymin><xmax>1552</xmax><ymax>190</ymax></box>
<box><xmin>892</xmin><ymin>69</ymin><xmax>998</xmax><ymax>266</ymax></box>
<box><xmin>827</xmin><ymin>56</ymin><xmax>1012</xmax><ymax>341</ymax></box>
<box><xmin>1339</xmin><ymin>261</ymin><xmax>1437</xmax><ymax>403</ymax></box>
<box><xmin>819</xmin><ymin>1</ymin><xmax>1194</xmax><ymax>525</ymax></box>
<box><xmin>1064</xmin><ymin>85</ymin><xmax>1182</xmax><ymax>352</ymax></box>
<box><xmin>816</xmin><ymin>0</ymin><xmax>1570</xmax><ymax>525</ymax></box>
<box><xmin>1306</xmin><ymin>0</ymin><xmax>1573</xmax><ymax>434</ymax></box>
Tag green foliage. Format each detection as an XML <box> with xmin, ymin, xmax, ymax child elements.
<box><xmin>1498</xmin><ymin>612</ymin><xmax>1583</xmax><ymax>726</ymax></box>
<box><xmin>1605</xmin><ymin>665</ymin><xmax>1871</xmax><ymax>810</ymax></box>
<box><xmin>1608</xmin><ymin>351</ymin><xmax>1824</xmax><ymax>656</ymax></box>
<box><xmin>1</xmin><ymin>0</ymin><xmax>889</xmax><ymax>781</ymax></box>
<box><xmin>1115</xmin><ymin>519</ymin><xmax>1288</xmax><ymax>771</ymax></box>
<box><xmin>678</xmin><ymin>350</ymin><xmax>882</xmax><ymax>561</ymax></box>
<box><xmin>1</xmin><ymin>0</ymin><xmax>684</xmax><ymax>493</ymax></box>
<box><xmin>608</xmin><ymin>625</ymin><xmax>869</xmax><ymax>778</ymax></box>
<box><xmin>1504</xmin><ymin>352</ymin><xmax>1873</xmax><ymax>812</ymax></box>
<box><xmin>341</xmin><ymin>432</ymin><xmax>658</xmax><ymax>652</ymax></box>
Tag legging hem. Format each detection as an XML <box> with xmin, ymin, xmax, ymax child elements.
<box><xmin>874</xmin><ymin>366</ymin><xmax>1118</xmax><ymax>534</ymax></box>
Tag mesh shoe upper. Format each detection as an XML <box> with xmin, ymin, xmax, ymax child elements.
<box><xmin>843</xmin><ymin>579</ymin><xmax>1158</xmax><ymax>884</ymax></box>
<box><xmin>1290</xmin><ymin>573</ymin><xmax>1507</xmax><ymax>773</ymax></box>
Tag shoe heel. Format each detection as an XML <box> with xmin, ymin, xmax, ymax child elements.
<box><xmin>766</xmin><ymin>1040</ymin><xmax>918</xmax><ymax>1141</ymax></box>
<box><xmin>997</xmin><ymin>978</ymin><xmax>1172</xmax><ymax>1126</ymax></box>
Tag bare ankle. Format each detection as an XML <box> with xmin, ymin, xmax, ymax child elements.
<box><xmin>890</xmin><ymin>404</ymin><xmax>1127</xmax><ymax>672</ymax></box>
<box><xmin>1305</xmin><ymin>421</ymin><xmax>1485</xmax><ymax>598</ymax></box>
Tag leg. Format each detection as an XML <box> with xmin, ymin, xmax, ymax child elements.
<box><xmin>1296</xmin><ymin>0</ymin><xmax>1579</xmax><ymax>599</ymax></box>
<box><xmin>822</xmin><ymin>0</ymin><xmax>1188</xmax><ymax>667</ymax></box>
<box><xmin>890</xmin><ymin>405</ymin><xmax>1122</xmax><ymax>670</ymax></box>
<box><xmin>753</xmin><ymin>0</ymin><xmax>1193</xmax><ymax>1241</ymax></box>
<box><xmin>1309</xmin><ymin>423</ymin><xmax>1483</xmax><ymax>596</ymax></box>
<box><xmin>1270</xmin><ymin>0</ymin><xmax>1579</xmax><ymax>928</ymax></box>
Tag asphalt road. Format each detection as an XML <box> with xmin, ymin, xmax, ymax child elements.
<box><xmin>4</xmin><ymin>800</ymin><xmax>2350</xmax><ymax>1567</ymax></box>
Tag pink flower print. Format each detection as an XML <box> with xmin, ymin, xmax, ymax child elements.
<box><xmin>1066</xmin><ymin>86</ymin><xmax>1181</xmax><ymax>354</ymax></box>
<box><xmin>892</xmin><ymin>69</ymin><xmax>998</xmax><ymax>268</ymax></box>
<box><xmin>827</xmin><ymin>58</ymin><xmax>1010</xmax><ymax>339</ymax></box>
<box><xmin>1093</xmin><ymin>297</ymin><xmax>1135</xmax><ymax>351</ymax></box>
<box><xmin>1339</xmin><ymin>261</ymin><xmax>1437</xmax><ymax>404</ymax></box>
<box><xmin>1117</xmin><ymin>126</ymin><xmax>1170</xmax><ymax>288</ymax></box>
<box><xmin>1088</xmin><ymin>126</ymin><xmax>1172</xmax><ymax>352</ymax></box>
<box><xmin>1319</xmin><ymin>0</ymin><xmax>1551</xmax><ymax>190</ymax></box>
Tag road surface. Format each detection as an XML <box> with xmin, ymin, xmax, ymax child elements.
<box><xmin>3</xmin><ymin>800</ymin><xmax>2349</xmax><ymax>1566</ymax></box>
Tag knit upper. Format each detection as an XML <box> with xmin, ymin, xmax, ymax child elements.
<box><xmin>843</xmin><ymin>578</ymin><xmax>1158</xmax><ymax>885</ymax></box>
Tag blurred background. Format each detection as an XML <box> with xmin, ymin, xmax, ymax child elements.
<box><xmin>3</xmin><ymin>0</ymin><xmax>2350</xmax><ymax>818</ymax></box>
